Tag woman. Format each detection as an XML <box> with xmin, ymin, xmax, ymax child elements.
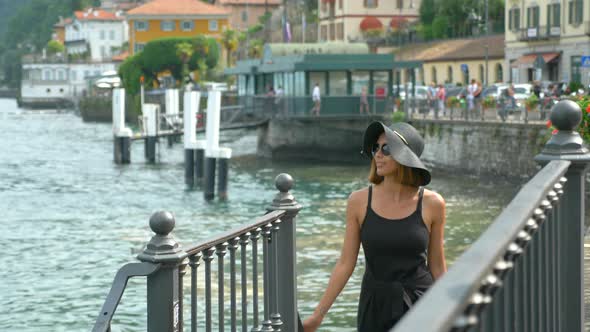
<box><xmin>303</xmin><ymin>121</ymin><xmax>447</xmax><ymax>331</ymax></box>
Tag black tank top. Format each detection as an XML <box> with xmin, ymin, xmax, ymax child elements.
<box><xmin>357</xmin><ymin>186</ymin><xmax>434</xmax><ymax>331</ymax></box>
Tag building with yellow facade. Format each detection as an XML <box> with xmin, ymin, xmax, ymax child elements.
<box><xmin>392</xmin><ymin>35</ymin><xmax>505</xmax><ymax>86</ymax></box>
<box><xmin>126</xmin><ymin>0</ymin><xmax>230</xmax><ymax>55</ymax></box>
<box><xmin>318</xmin><ymin>0</ymin><xmax>421</xmax><ymax>43</ymax></box>
<box><xmin>505</xmin><ymin>0</ymin><xmax>590</xmax><ymax>85</ymax></box>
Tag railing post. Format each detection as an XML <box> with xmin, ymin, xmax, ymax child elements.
<box><xmin>137</xmin><ymin>211</ymin><xmax>186</xmax><ymax>332</ymax></box>
<box><xmin>266</xmin><ymin>173</ymin><xmax>302</xmax><ymax>332</ymax></box>
<box><xmin>535</xmin><ymin>100</ymin><xmax>590</xmax><ymax>332</ymax></box>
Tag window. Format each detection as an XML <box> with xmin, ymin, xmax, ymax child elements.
<box><xmin>57</xmin><ymin>70</ymin><xmax>65</xmax><ymax>81</ymax></box>
<box><xmin>100</xmin><ymin>30</ymin><xmax>105</xmax><ymax>40</ymax></box>
<box><xmin>134</xmin><ymin>21</ymin><xmax>148</xmax><ymax>31</ymax></box>
<box><xmin>309</xmin><ymin>72</ymin><xmax>327</xmax><ymax>96</ymax></box>
<box><xmin>447</xmin><ymin>66</ymin><xmax>453</xmax><ymax>83</ymax></box>
<box><xmin>109</xmin><ymin>30</ymin><xmax>115</xmax><ymax>40</ymax></box>
<box><xmin>336</xmin><ymin>22</ymin><xmax>344</xmax><ymax>40</ymax></box>
<box><xmin>527</xmin><ymin>6</ymin><xmax>539</xmax><ymax>28</ymax></box>
<box><xmin>329</xmin><ymin>23</ymin><xmax>335</xmax><ymax>40</ymax></box>
<box><xmin>329</xmin><ymin>71</ymin><xmax>347</xmax><ymax>96</ymax></box>
<box><xmin>100</xmin><ymin>46</ymin><xmax>106</xmax><ymax>57</ymax></box>
<box><xmin>351</xmin><ymin>71</ymin><xmax>369</xmax><ymax>95</ymax></box>
<box><xmin>431</xmin><ymin>67</ymin><xmax>437</xmax><ymax>84</ymax></box>
<box><xmin>508</xmin><ymin>8</ymin><xmax>521</xmax><ymax>31</ymax></box>
<box><xmin>495</xmin><ymin>64</ymin><xmax>503</xmax><ymax>83</ymax></box>
<box><xmin>241</xmin><ymin>11</ymin><xmax>248</xmax><ymax>22</ymax></box>
<box><xmin>181</xmin><ymin>20</ymin><xmax>194</xmax><ymax>31</ymax></box>
<box><xmin>321</xmin><ymin>25</ymin><xmax>328</xmax><ymax>41</ymax></box>
<box><xmin>338</xmin><ymin>0</ymin><xmax>342</xmax><ymax>9</ymax></box>
<box><xmin>70</xmin><ymin>70</ymin><xmax>77</xmax><ymax>81</ymax></box>
<box><xmin>134</xmin><ymin>43</ymin><xmax>145</xmax><ymax>53</ymax></box>
<box><xmin>571</xmin><ymin>56</ymin><xmax>582</xmax><ymax>83</ymax></box>
<box><xmin>161</xmin><ymin>21</ymin><xmax>174</xmax><ymax>31</ymax></box>
<box><xmin>84</xmin><ymin>70</ymin><xmax>90</xmax><ymax>78</ymax></box>
<box><xmin>396</xmin><ymin>0</ymin><xmax>403</xmax><ymax>9</ymax></box>
<box><xmin>479</xmin><ymin>64</ymin><xmax>484</xmax><ymax>82</ymax></box>
<box><xmin>209</xmin><ymin>20</ymin><xmax>218</xmax><ymax>31</ymax></box>
<box><xmin>569</xmin><ymin>0</ymin><xmax>583</xmax><ymax>25</ymax></box>
<box><xmin>365</xmin><ymin>0</ymin><xmax>378</xmax><ymax>8</ymax></box>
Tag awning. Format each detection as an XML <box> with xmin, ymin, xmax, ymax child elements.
<box><xmin>511</xmin><ymin>52</ymin><xmax>560</xmax><ymax>68</ymax></box>
<box><xmin>360</xmin><ymin>17</ymin><xmax>383</xmax><ymax>31</ymax></box>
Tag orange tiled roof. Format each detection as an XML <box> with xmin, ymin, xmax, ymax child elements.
<box><xmin>112</xmin><ymin>51</ymin><xmax>130</xmax><ymax>61</ymax></box>
<box><xmin>217</xmin><ymin>0</ymin><xmax>281</xmax><ymax>4</ymax></box>
<box><xmin>127</xmin><ymin>0</ymin><xmax>229</xmax><ymax>16</ymax></box>
<box><xmin>74</xmin><ymin>9</ymin><xmax>124</xmax><ymax>21</ymax></box>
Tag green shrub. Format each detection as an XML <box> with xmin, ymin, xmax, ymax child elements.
<box><xmin>392</xmin><ymin>111</ymin><xmax>406</xmax><ymax>123</ymax></box>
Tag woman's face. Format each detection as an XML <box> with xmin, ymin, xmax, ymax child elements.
<box><xmin>373</xmin><ymin>133</ymin><xmax>398</xmax><ymax>176</ymax></box>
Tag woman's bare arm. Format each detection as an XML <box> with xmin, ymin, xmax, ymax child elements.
<box><xmin>426</xmin><ymin>192</ymin><xmax>447</xmax><ymax>280</ymax></box>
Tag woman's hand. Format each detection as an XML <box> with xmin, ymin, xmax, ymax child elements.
<box><xmin>302</xmin><ymin>313</ymin><xmax>322</xmax><ymax>332</ymax></box>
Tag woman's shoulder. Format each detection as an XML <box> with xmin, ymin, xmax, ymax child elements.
<box><xmin>422</xmin><ymin>188</ymin><xmax>445</xmax><ymax>210</ymax></box>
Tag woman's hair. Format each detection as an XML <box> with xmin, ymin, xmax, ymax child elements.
<box><xmin>368</xmin><ymin>158</ymin><xmax>422</xmax><ymax>187</ymax></box>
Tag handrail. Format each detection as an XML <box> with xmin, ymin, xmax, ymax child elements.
<box><xmin>184</xmin><ymin>210</ymin><xmax>286</xmax><ymax>257</ymax></box>
<box><xmin>393</xmin><ymin>159</ymin><xmax>571</xmax><ymax>332</ymax></box>
<box><xmin>91</xmin><ymin>262</ymin><xmax>161</xmax><ymax>332</ymax></box>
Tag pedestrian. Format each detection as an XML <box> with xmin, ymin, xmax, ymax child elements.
<box><xmin>436</xmin><ymin>83</ymin><xmax>446</xmax><ymax>117</ymax></box>
<box><xmin>428</xmin><ymin>82</ymin><xmax>437</xmax><ymax>116</ymax></box>
<box><xmin>275</xmin><ymin>85</ymin><xmax>284</xmax><ymax>114</ymax></box>
<box><xmin>467</xmin><ymin>79</ymin><xmax>478</xmax><ymax>117</ymax></box>
<box><xmin>360</xmin><ymin>86</ymin><xmax>370</xmax><ymax>115</ymax></box>
<box><xmin>303</xmin><ymin>121</ymin><xmax>447</xmax><ymax>332</ymax></box>
<box><xmin>311</xmin><ymin>83</ymin><xmax>321</xmax><ymax>116</ymax></box>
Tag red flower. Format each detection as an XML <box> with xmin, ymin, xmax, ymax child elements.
<box><xmin>546</xmin><ymin>120</ymin><xmax>552</xmax><ymax>128</ymax></box>
<box><xmin>586</xmin><ymin>105</ymin><xmax>590</xmax><ymax>113</ymax></box>
<box><xmin>552</xmin><ymin>129</ymin><xmax>558</xmax><ymax>135</ymax></box>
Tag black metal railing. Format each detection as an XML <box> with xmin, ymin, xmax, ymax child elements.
<box><xmin>393</xmin><ymin>99</ymin><xmax>590</xmax><ymax>332</ymax></box>
<box><xmin>92</xmin><ymin>173</ymin><xmax>302</xmax><ymax>332</ymax></box>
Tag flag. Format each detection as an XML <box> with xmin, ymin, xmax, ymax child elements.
<box><xmin>284</xmin><ymin>21</ymin><xmax>292</xmax><ymax>43</ymax></box>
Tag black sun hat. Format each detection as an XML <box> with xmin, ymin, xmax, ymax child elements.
<box><xmin>362</xmin><ymin>121</ymin><xmax>431</xmax><ymax>186</ymax></box>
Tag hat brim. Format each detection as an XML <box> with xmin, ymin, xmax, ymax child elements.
<box><xmin>362</xmin><ymin>122</ymin><xmax>431</xmax><ymax>186</ymax></box>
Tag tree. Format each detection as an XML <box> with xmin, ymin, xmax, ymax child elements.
<box><xmin>175</xmin><ymin>42</ymin><xmax>193</xmax><ymax>88</ymax></box>
<box><xmin>221</xmin><ymin>28</ymin><xmax>238</xmax><ymax>67</ymax></box>
<box><xmin>247</xmin><ymin>39</ymin><xmax>264</xmax><ymax>59</ymax></box>
<box><xmin>419</xmin><ymin>0</ymin><xmax>436</xmax><ymax>25</ymax></box>
<box><xmin>46</xmin><ymin>40</ymin><xmax>64</xmax><ymax>55</ymax></box>
<box><xmin>432</xmin><ymin>16</ymin><xmax>450</xmax><ymax>39</ymax></box>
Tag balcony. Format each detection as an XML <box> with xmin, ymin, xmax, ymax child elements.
<box><xmin>518</xmin><ymin>26</ymin><xmax>561</xmax><ymax>41</ymax></box>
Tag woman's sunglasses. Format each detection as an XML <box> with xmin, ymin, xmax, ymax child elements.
<box><xmin>371</xmin><ymin>143</ymin><xmax>391</xmax><ymax>157</ymax></box>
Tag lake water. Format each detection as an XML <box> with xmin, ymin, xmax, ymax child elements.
<box><xmin>0</xmin><ymin>98</ymin><xmax>520</xmax><ymax>331</ymax></box>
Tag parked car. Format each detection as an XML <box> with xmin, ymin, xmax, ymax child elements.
<box><xmin>481</xmin><ymin>83</ymin><xmax>508</xmax><ymax>100</ymax></box>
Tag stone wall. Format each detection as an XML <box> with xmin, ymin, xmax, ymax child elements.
<box><xmin>413</xmin><ymin>120</ymin><xmax>550</xmax><ymax>179</ymax></box>
<box><xmin>258</xmin><ymin>117</ymin><xmax>551</xmax><ymax>178</ymax></box>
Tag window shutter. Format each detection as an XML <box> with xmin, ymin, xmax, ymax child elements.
<box><xmin>577</xmin><ymin>0</ymin><xmax>583</xmax><ymax>23</ymax></box>
<box><xmin>556</xmin><ymin>5</ymin><xmax>560</xmax><ymax>26</ymax></box>
<box><xmin>547</xmin><ymin>5</ymin><xmax>551</xmax><ymax>27</ymax></box>
<box><xmin>569</xmin><ymin>1</ymin><xmax>573</xmax><ymax>24</ymax></box>
<box><xmin>516</xmin><ymin>9</ymin><xmax>520</xmax><ymax>29</ymax></box>
<box><xmin>509</xmin><ymin>9</ymin><xmax>513</xmax><ymax>30</ymax></box>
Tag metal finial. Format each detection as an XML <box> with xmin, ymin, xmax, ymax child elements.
<box><xmin>275</xmin><ymin>173</ymin><xmax>293</xmax><ymax>193</ymax></box>
<box><xmin>149</xmin><ymin>211</ymin><xmax>175</xmax><ymax>235</ymax></box>
<box><xmin>550</xmin><ymin>100</ymin><xmax>582</xmax><ymax>131</ymax></box>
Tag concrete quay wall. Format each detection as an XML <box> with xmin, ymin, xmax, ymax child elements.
<box><xmin>258</xmin><ymin>117</ymin><xmax>550</xmax><ymax>178</ymax></box>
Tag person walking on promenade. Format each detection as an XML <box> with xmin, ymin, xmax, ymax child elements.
<box><xmin>436</xmin><ymin>83</ymin><xmax>446</xmax><ymax>118</ymax></box>
<box><xmin>360</xmin><ymin>86</ymin><xmax>370</xmax><ymax>115</ymax></box>
<box><xmin>467</xmin><ymin>79</ymin><xmax>478</xmax><ymax>119</ymax></box>
<box><xmin>303</xmin><ymin>121</ymin><xmax>447</xmax><ymax>331</ymax></box>
<box><xmin>311</xmin><ymin>83</ymin><xmax>321</xmax><ymax>116</ymax></box>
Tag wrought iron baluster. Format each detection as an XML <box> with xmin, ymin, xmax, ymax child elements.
<box><xmin>228</xmin><ymin>238</ymin><xmax>239</xmax><ymax>332</ymax></box>
<box><xmin>250</xmin><ymin>228</ymin><xmax>262</xmax><ymax>332</ymax></box>
<box><xmin>239</xmin><ymin>233</ymin><xmax>250</xmax><ymax>332</ymax></box>
<box><xmin>261</xmin><ymin>223</ymin><xmax>273</xmax><ymax>331</ymax></box>
<box><xmin>190</xmin><ymin>253</ymin><xmax>202</xmax><ymax>332</ymax></box>
<box><xmin>203</xmin><ymin>248</ymin><xmax>216</xmax><ymax>332</ymax></box>
<box><xmin>216</xmin><ymin>243</ymin><xmax>228</xmax><ymax>332</ymax></box>
<box><xmin>270</xmin><ymin>220</ymin><xmax>283</xmax><ymax>332</ymax></box>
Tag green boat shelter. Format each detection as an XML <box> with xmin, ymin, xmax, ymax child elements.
<box><xmin>224</xmin><ymin>43</ymin><xmax>423</xmax><ymax>116</ymax></box>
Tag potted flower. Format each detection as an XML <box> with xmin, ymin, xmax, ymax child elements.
<box><xmin>482</xmin><ymin>96</ymin><xmax>496</xmax><ymax>110</ymax></box>
<box><xmin>524</xmin><ymin>94</ymin><xmax>539</xmax><ymax>112</ymax></box>
<box><xmin>576</xmin><ymin>96</ymin><xmax>590</xmax><ymax>142</ymax></box>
